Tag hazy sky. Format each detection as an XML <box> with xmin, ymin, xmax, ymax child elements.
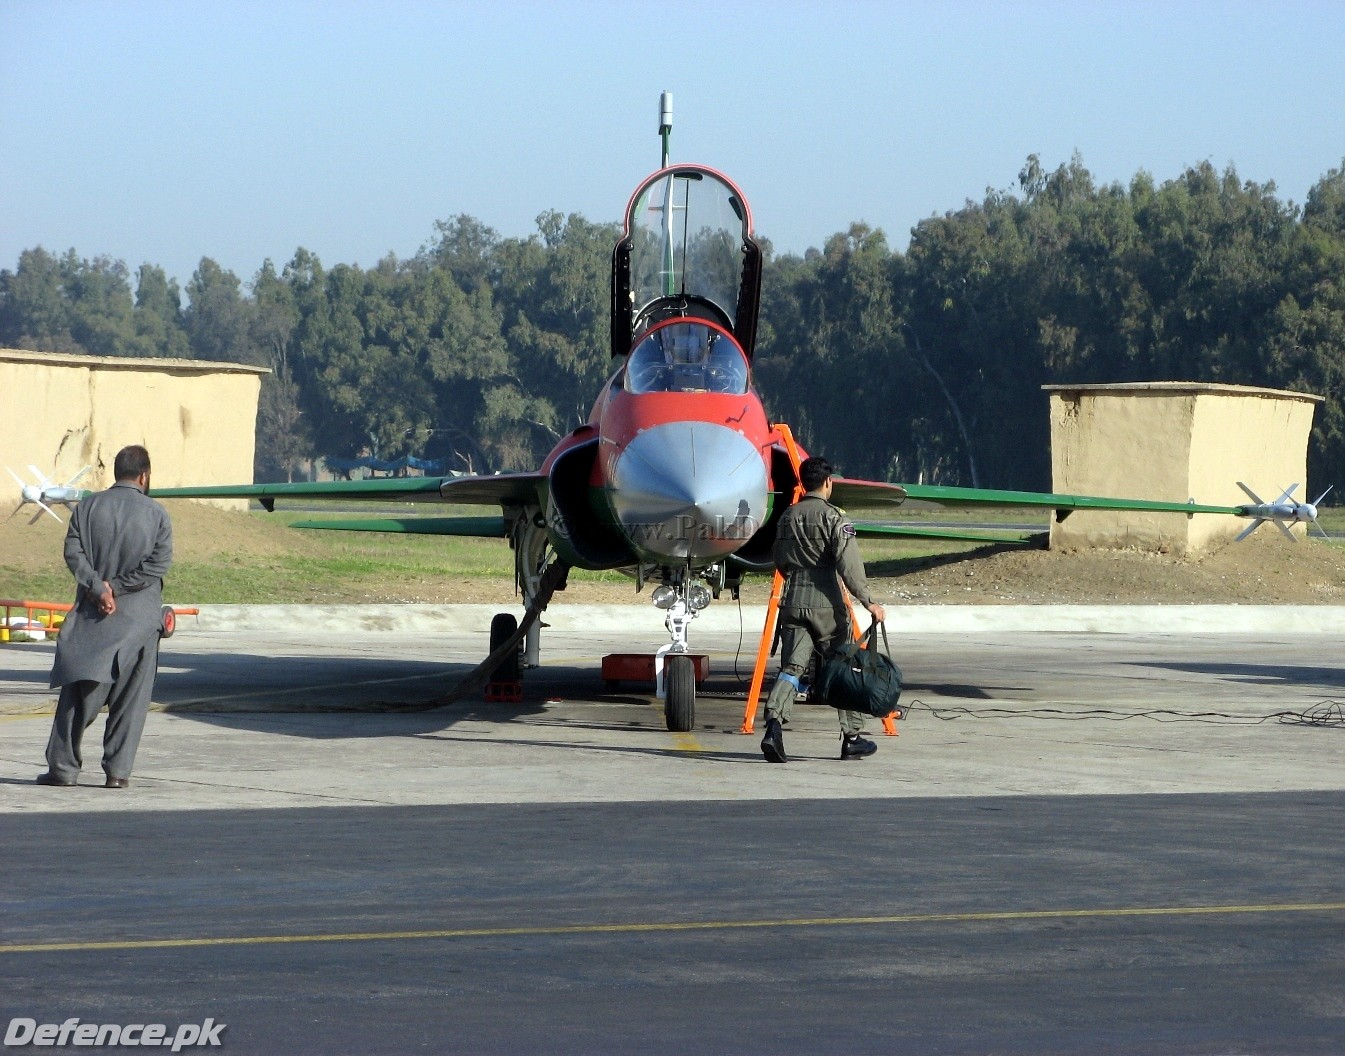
<box><xmin>2</xmin><ymin>0</ymin><xmax>1342</xmax><ymax>292</ymax></box>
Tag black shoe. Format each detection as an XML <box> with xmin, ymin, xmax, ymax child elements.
<box><xmin>840</xmin><ymin>734</ymin><xmax>877</xmax><ymax>760</ymax></box>
<box><xmin>104</xmin><ymin>777</ymin><xmax>129</xmax><ymax>789</ymax></box>
<box><xmin>36</xmin><ymin>771</ymin><xmax>76</xmax><ymax>787</ymax></box>
<box><xmin>760</xmin><ymin>717</ymin><xmax>787</xmax><ymax>763</ymax></box>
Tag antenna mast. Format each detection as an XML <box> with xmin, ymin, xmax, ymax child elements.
<box><xmin>658</xmin><ymin>91</ymin><xmax>673</xmax><ymax>168</ymax></box>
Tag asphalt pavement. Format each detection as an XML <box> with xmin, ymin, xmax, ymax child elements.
<box><xmin>1</xmin><ymin>603</ymin><xmax>1342</xmax><ymax>1054</ymax></box>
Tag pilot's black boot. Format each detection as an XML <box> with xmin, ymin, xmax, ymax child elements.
<box><xmin>840</xmin><ymin>733</ymin><xmax>877</xmax><ymax>760</ymax></box>
<box><xmin>760</xmin><ymin>717</ymin><xmax>787</xmax><ymax>763</ymax></box>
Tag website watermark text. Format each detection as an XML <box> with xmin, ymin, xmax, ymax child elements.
<box><xmin>5</xmin><ymin>1018</ymin><xmax>224</xmax><ymax>1050</ymax></box>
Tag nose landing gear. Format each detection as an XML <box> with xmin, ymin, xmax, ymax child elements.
<box><xmin>652</xmin><ymin>575</ymin><xmax>713</xmax><ymax>733</ymax></box>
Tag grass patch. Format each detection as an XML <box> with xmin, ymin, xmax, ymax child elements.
<box><xmin>5</xmin><ymin>496</ymin><xmax>1339</xmax><ymax>607</ymax></box>
<box><xmin>0</xmin><ymin>564</ymin><xmax>70</xmax><ymax>604</ymax></box>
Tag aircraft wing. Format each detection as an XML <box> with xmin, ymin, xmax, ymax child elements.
<box><xmin>837</xmin><ymin>479</ymin><xmax>1244</xmax><ymax>546</ymax></box>
<box><xmin>896</xmin><ymin>482</ymin><xmax>1241</xmax><ymax>518</ymax></box>
<box><xmin>151</xmin><ymin>472</ymin><xmax>546</xmax><ymax>537</ymax></box>
<box><xmin>154</xmin><ymin>471</ymin><xmax>544</xmax><ymax>505</ymax></box>
<box><xmin>851</xmin><ymin>522</ymin><xmax>1046</xmax><ymax>545</ymax></box>
<box><xmin>287</xmin><ymin>516</ymin><xmax>508</xmax><ymax>537</ymax></box>
<box><xmin>829</xmin><ymin>478</ymin><xmax>909</xmax><ymax>510</ymax></box>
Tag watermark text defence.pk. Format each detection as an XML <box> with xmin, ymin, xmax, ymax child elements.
<box><xmin>5</xmin><ymin>1018</ymin><xmax>224</xmax><ymax>1049</ymax></box>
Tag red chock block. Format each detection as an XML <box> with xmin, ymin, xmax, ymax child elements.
<box><xmin>601</xmin><ymin>653</ymin><xmax>710</xmax><ymax>684</ymax></box>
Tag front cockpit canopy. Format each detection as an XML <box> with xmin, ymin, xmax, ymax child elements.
<box><xmin>611</xmin><ymin>166</ymin><xmax>762</xmax><ymax>360</ymax></box>
<box><xmin>624</xmin><ymin>321</ymin><xmax>750</xmax><ymax>395</ymax></box>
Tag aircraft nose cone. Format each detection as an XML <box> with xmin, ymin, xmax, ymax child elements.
<box><xmin>608</xmin><ymin>422</ymin><xmax>768</xmax><ymax>561</ymax></box>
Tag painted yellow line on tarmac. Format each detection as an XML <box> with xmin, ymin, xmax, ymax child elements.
<box><xmin>4</xmin><ymin>901</ymin><xmax>1342</xmax><ymax>955</ymax></box>
<box><xmin>671</xmin><ymin>732</ymin><xmax>703</xmax><ymax>752</ymax></box>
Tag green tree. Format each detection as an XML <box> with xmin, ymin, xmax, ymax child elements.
<box><xmin>495</xmin><ymin>211</ymin><xmax>619</xmax><ymax>434</ymax></box>
<box><xmin>756</xmin><ymin>225</ymin><xmax>909</xmax><ymax>480</ymax></box>
<box><xmin>250</xmin><ymin>260</ymin><xmax>308</xmax><ymax>480</ymax></box>
<box><xmin>130</xmin><ymin>264</ymin><xmax>191</xmax><ymax>358</ymax></box>
<box><xmin>426</xmin><ymin>214</ymin><xmax>500</xmax><ymax>293</ymax></box>
<box><xmin>185</xmin><ymin>258</ymin><xmax>257</xmax><ymax>364</ymax></box>
<box><xmin>0</xmin><ymin>247</ymin><xmax>77</xmax><ymax>351</ymax></box>
<box><xmin>60</xmin><ymin>251</ymin><xmax>137</xmax><ymax>357</ymax></box>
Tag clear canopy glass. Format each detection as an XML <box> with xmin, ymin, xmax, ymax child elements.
<box><xmin>624</xmin><ymin>322</ymin><xmax>749</xmax><ymax>395</ymax></box>
<box><xmin>627</xmin><ymin>170</ymin><xmax>747</xmax><ymax>329</ymax></box>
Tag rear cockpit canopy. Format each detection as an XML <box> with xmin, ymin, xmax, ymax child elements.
<box><xmin>624</xmin><ymin>320</ymin><xmax>749</xmax><ymax>394</ymax></box>
<box><xmin>611</xmin><ymin>165</ymin><xmax>762</xmax><ymax>360</ymax></box>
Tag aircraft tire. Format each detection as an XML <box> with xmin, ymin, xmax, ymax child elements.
<box><xmin>664</xmin><ymin>655</ymin><xmax>695</xmax><ymax>732</ymax></box>
<box><xmin>489</xmin><ymin>612</ymin><xmax>520</xmax><ymax>683</ymax></box>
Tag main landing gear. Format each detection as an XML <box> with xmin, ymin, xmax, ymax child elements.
<box><xmin>484</xmin><ymin>506</ymin><xmax>558</xmax><ymax>702</ymax></box>
<box><xmin>485</xmin><ymin>612</ymin><xmax>522</xmax><ymax>702</ymax></box>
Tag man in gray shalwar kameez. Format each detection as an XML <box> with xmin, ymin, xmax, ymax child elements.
<box><xmin>37</xmin><ymin>445</ymin><xmax>173</xmax><ymax>789</ymax></box>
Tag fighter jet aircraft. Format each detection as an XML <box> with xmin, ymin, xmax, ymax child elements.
<box><xmin>129</xmin><ymin>160</ymin><xmax>1318</xmax><ymax>731</ymax></box>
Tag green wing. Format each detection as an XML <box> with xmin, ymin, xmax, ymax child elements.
<box><xmin>852</xmin><ymin>523</ymin><xmax>1045</xmax><ymax>545</ymax></box>
<box><xmin>153</xmin><ymin>476</ymin><xmax>447</xmax><ymax>504</ymax></box>
<box><xmin>288</xmin><ymin>516</ymin><xmax>507</xmax><ymax>537</ymax></box>
<box><xmin>152</xmin><ymin>472</ymin><xmax>544</xmax><ymax>537</ymax></box>
<box><xmin>833</xmin><ymin>477</ymin><xmax>1243</xmax><ymax>546</ymax></box>
<box><xmin>897</xmin><ymin>482</ymin><xmax>1239</xmax><ymax>517</ymax></box>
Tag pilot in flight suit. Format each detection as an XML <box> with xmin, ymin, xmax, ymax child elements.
<box><xmin>760</xmin><ymin>456</ymin><xmax>886</xmax><ymax>763</ymax></box>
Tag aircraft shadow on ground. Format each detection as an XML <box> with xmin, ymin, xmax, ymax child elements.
<box><xmin>153</xmin><ymin>653</ymin><xmax>763</xmax><ymax>743</ymax></box>
<box><xmin>1136</xmin><ymin>660</ymin><xmax>1345</xmax><ymax>688</ymax></box>
<box><xmin>865</xmin><ymin>540</ymin><xmax>1039</xmax><ymax>578</ymax></box>
<box><xmin>2</xmin><ymin>666</ymin><xmax>52</xmax><ymax>686</ymax></box>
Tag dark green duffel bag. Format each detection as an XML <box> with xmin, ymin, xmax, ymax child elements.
<box><xmin>815</xmin><ymin>620</ymin><xmax>905</xmax><ymax>719</ymax></box>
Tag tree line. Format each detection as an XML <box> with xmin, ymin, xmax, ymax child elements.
<box><xmin>3</xmin><ymin>156</ymin><xmax>1343</xmax><ymax>493</ymax></box>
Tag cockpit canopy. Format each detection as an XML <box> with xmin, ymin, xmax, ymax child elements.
<box><xmin>624</xmin><ymin>321</ymin><xmax>750</xmax><ymax>395</ymax></box>
<box><xmin>611</xmin><ymin>165</ymin><xmax>763</xmax><ymax>361</ymax></box>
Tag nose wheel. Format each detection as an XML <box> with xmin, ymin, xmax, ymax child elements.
<box><xmin>663</xmin><ymin>654</ymin><xmax>696</xmax><ymax>732</ymax></box>
<box><xmin>653</xmin><ymin>577</ymin><xmax>710</xmax><ymax>732</ymax></box>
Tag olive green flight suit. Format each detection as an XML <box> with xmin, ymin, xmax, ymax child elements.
<box><xmin>765</xmin><ymin>493</ymin><xmax>876</xmax><ymax>735</ymax></box>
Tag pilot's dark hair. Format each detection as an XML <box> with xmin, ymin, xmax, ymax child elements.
<box><xmin>799</xmin><ymin>456</ymin><xmax>834</xmax><ymax>492</ymax></box>
<box><xmin>113</xmin><ymin>445</ymin><xmax>151</xmax><ymax>481</ymax></box>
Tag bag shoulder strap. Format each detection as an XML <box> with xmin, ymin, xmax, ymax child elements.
<box><xmin>863</xmin><ymin>619</ymin><xmax>890</xmax><ymax>657</ymax></box>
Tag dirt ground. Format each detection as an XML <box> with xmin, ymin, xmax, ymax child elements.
<box><xmin>549</xmin><ymin>531</ymin><xmax>1345</xmax><ymax>607</ymax></box>
<box><xmin>874</xmin><ymin>532</ymin><xmax>1345</xmax><ymax>605</ymax></box>
<box><xmin>4</xmin><ymin>500</ymin><xmax>1345</xmax><ymax>606</ymax></box>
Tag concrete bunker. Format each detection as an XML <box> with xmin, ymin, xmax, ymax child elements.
<box><xmin>1044</xmin><ymin>382</ymin><xmax>1323</xmax><ymax>555</ymax></box>
<box><xmin>1</xmin><ymin>348</ymin><xmax>267</xmax><ymax>512</ymax></box>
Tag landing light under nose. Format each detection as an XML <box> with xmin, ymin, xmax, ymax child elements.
<box><xmin>652</xmin><ymin>582</ymin><xmax>712</xmax><ymax>611</ymax></box>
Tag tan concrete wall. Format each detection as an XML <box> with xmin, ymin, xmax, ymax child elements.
<box><xmin>1046</xmin><ymin>382</ymin><xmax>1322</xmax><ymax>554</ymax></box>
<box><xmin>1</xmin><ymin>348</ymin><xmax>267</xmax><ymax>514</ymax></box>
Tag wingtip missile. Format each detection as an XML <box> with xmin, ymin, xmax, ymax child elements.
<box><xmin>1234</xmin><ymin>481</ymin><xmax>1332</xmax><ymax>542</ymax></box>
<box><xmin>7</xmin><ymin>465</ymin><xmax>91</xmax><ymax>524</ymax></box>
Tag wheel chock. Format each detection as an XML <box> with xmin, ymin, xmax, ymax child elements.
<box><xmin>484</xmin><ymin>681</ymin><xmax>524</xmax><ymax>703</ymax></box>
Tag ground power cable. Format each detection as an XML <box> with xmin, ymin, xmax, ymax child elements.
<box><xmin>901</xmin><ymin>698</ymin><xmax>1345</xmax><ymax>727</ymax></box>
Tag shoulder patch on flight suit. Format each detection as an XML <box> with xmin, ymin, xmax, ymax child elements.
<box><xmin>840</xmin><ymin>521</ymin><xmax>857</xmax><ymax>538</ymax></box>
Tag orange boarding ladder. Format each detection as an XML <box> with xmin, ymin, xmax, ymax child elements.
<box><xmin>739</xmin><ymin>426</ymin><xmax>897</xmax><ymax>737</ymax></box>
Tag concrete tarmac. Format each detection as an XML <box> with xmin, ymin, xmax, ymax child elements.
<box><xmin>2</xmin><ymin>604</ymin><xmax>1342</xmax><ymax>809</ymax></box>
<box><xmin>2</xmin><ymin>604</ymin><xmax>1343</xmax><ymax>1054</ymax></box>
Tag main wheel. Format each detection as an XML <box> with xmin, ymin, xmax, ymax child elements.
<box><xmin>488</xmin><ymin>612</ymin><xmax>520</xmax><ymax>682</ymax></box>
<box><xmin>663</xmin><ymin>654</ymin><xmax>695</xmax><ymax>732</ymax></box>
